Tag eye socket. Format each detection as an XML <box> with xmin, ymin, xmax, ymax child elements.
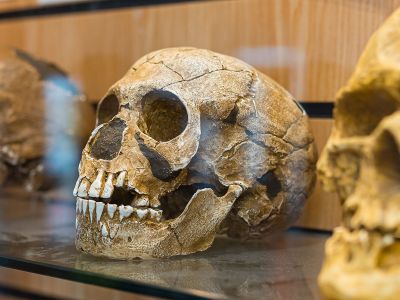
<box><xmin>137</xmin><ymin>90</ymin><xmax>188</xmax><ymax>142</ymax></box>
<box><xmin>374</xmin><ymin>130</ymin><xmax>400</xmax><ymax>182</ymax></box>
<box><xmin>336</xmin><ymin>89</ymin><xmax>398</xmax><ymax>138</ymax></box>
<box><xmin>0</xmin><ymin>92</ymin><xmax>13</xmax><ymax>115</ymax></box>
<box><xmin>0</xmin><ymin>99</ymin><xmax>11</xmax><ymax>114</ymax></box>
<box><xmin>97</xmin><ymin>94</ymin><xmax>119</xmax><ymax>125</ymax></box>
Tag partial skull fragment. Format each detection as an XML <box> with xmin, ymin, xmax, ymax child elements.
<box><xmin>318</xmin><ymin>8</ymin><xmax>400</xmax><ymax>300</ymax></box>
<box><xmin>75</xmin><ymin>47</ymin><xmax>316</xmax><ymax>259</ymax></box>
<box><xmin>0</xmin><ymin>48</ymin><xmax>95</xmax><ymax>192</ymax></box>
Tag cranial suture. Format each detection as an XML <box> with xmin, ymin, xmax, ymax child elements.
<box><xmin>75</xmin><ymin>47</ymin><xmax>316</xmax><ymax>259</ymax></box>
<box><xmin>318</xmin><ymin>8</ymin><xmax>400</xmax><ymax>300</ymax></box>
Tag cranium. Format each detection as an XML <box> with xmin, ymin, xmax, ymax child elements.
<box><xmin>0</xmin><ymin>48</ymin><xmax>95</xmax><ymax>191</ymax></box>
<box><xmin>75</xmin><ymin>47</ymin><xmax>316</xmax><ymax>259</ymax></box>
<box><xmin>318</xmin><ymin>8</ymin><xmax>400</xmax><ymax>299</ymax></box>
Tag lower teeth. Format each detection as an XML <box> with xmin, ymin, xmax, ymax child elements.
<box><xmin>76</xmin><ymin>198</ymin><xmax>162</xmax><ymax>223</ymax></box>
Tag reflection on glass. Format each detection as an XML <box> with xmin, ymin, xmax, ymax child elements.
<box><xmin>0</xmin><ymin>190</ymin><xmax>326</xmax><ymax>300</ymax></box>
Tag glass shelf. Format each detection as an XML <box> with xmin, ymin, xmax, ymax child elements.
<box><xmin>0</xmin><ymin>188</ymin><xmax>328</xmax><ymax>299</ymax></box>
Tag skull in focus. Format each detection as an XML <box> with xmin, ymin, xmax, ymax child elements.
<box><xmin>0</xmin><ymin>48</ymin><xmax>95</xmax><ymax>192</ymax></box>
<box><xmin>75</xmin><ymin>48</ymin><xmax>316</xmax><ymax>259</ymax></box>
<box><xmin>318</xmin><ymin>8</ymin><xmax>400</xmax><ymax>300</ymax></box>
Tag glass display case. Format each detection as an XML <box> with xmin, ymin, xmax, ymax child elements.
<box><xmin>0</xmin><ymin>0</ymin><xmax>399</xmax><ymax>299</ymax></box>
<box><xmin>0</xmin><ymin>189</ymin><xmax>328</xmax><ymax>299</ymax></box>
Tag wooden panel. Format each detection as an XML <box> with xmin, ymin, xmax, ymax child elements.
<box><xmin>0</xmin><ymin>267</ymin><xmax>157</xmax><ymax>300</ymax></box>
<box><xmin>296</xmin><ymin>119</ymin><xmax>341</xmax><ymax>230</ymax></box>
<box><xmin>0</xmin><ymin>0</ymin><xmax>396</xmax><ymax>230</ymax></box>
<box><xmin>0</xmin><ymin>0</ymin><xmax>399</xmax><ymax>101</ymax></box>
<box><xmin>0</xmin><ymin>0</ymin><xmax>37</xmax><ymax>11</ymax></box>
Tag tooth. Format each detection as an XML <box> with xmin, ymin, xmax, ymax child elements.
<box><xmin>73</xmin><ymin>176</ymin><xmax>82</xmax><ymax>196</ymax></box>
<box><xmin>88</xmin><ymin>200</ymin><xmax>95</xmax><ymax>223</ymax></box>
<box><xmin>107</xmin><ymin>204</ymin><xmax>117</xmax><ymax>219</ymax></box>
<box><xmin>76</xmin><ymin>199</ymin><xmax>79</xmax><ymax>212</ymax></box>
<box><xmin>148</xmin><ymin>209</ymin><xmax>162</xmax><ymax>221</ymax></box>
<box><xmin>115</xmin><ymin>171</ymin><xmax>126</xmax><ymax>187</ymax></box>
<box><xmin>136</xmin><ymin>208</ymin><xmax>148</xmax><ymax>220</ymax></box>
<box><xmin>75</xmin><ymin>216</ymin><xmax>78</xmax><ymax>229</ymax></box>
<box><xmin>150</xmin><ymin>199</ymin><xmax>161</xmax><ymax>208</ymax></box>
<box><xmin>77</xmin><ymin>179</ymin><xmax>89</xmax><ymax>198</ymax></box>
<box><xmin>78</xmin><ymin>198</ymin><xmax>83</xmax><ymax>213</ymax></box>
<box><xmin>96</xmin><ymin>202</ymin><xmax>105</xmax><ymax>223</ymax></box>
<box><xmin>88</xmin><ymin>170</ymin><xmax>105</xmax><ymax>198</ymax></box>
<box><xmin>359</xmin><ymin>230</ymin><xmax>368</xmax><ymax>244</ymax></box>
<box><xmin>133</xmin><ymin>195</ymin><xmax>149</xmax><ymax>207</ymax></box>
<box><xmin>82</xmin><ymin>199</ymin><xmax>88</xmax><ymax>216</ymax></box>
<box><xmin>383</xmin><ymin>234</ymin><xmax>394</xmax><ymax>246</ymax></box>
<box><xmin>101</xmin><ymin>223</ymin><xmax>108</xmax><ymax>237</ymax></box>
<box><xmin>119</xmin><ymin>205</ymin><xmax>134</xmax><ymax>221</ymax></box>
<box><xmin>109</xmin><ymin>225</ymin><xmax>119</xmax><ymax>239</ymax></box>
<box><xmin>101</xmin><ymin>173</ymin><xmax>114</xmax><ymax>198</ymax></box>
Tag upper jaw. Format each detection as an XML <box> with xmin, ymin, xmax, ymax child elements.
<box><xmin>73</xmin><ymin>168</ymin><xmax>161</xmax><ymax>205</ymax></box>
<box><xmin>74</xmin><ymin>169</ymin><xmax>164</xmax><ymax>223</ymax></box>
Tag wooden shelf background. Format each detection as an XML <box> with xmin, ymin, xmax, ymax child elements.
<box><xmin>0</xmin><ymin>0</ymin><xmax>399</xmax><ymax>230</ymax></box>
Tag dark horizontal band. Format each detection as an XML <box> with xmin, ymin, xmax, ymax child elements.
<box><xmin>0</xmin><ymin>0</ymin><xmax>205</xmax><ymax>21</ymax></box>
<box><xmin>299</xmin><ymin>102</ymin><xmax>334</xmax><ymax>118</ymax></box>
<box><xmin>0</xmin><ymin>283</ymin><xmax>69</xmax><ymax>300</ymax></box>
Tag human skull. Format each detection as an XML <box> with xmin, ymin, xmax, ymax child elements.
<box><xmin>318</xmin><ymin>8</ymin><xmax>400</xmax><ymax>299</ymax></box>
<box><xmin>0</xmin><ymin>47</ymin><xmax>95</xmax><ymax>191</ymax></box>
<box><xmin>75</xmin><ymin>47</ymin><xmax>316</xmax><ymax>259</ymax></box>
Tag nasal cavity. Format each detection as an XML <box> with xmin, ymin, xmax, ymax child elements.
<box><xmin>97</xmin><ymin>94</ymin><xmax>119</xmax><ymax>125</ymax></box>
<box><xmin>90</xmin><ymin>118</ymin><xmax>127</xmax><ymax>160</ymax></box>
<box><xmin>137</xmin><ymin>90</ymin><xmax>188</xmax><ymax>142</ymax></box>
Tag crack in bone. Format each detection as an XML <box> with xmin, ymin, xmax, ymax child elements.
<box><xmin>147</xmin><ymin>61</ymin><xmax>184</xmax><ymax>80</ymax></box>
<box><xmin>168</xmin><ymin>225</ymin><xmax>184</xmax><ymax>251</ymax></box>
<box><xmin>160</xmin><ymin>68</ymin><xmax>253</xmax><ymax>90</ymax></box>
<box><xmin>75</xmin><ymin>47</ymin><xmax>316</xmax><ymax>259</ymax></box>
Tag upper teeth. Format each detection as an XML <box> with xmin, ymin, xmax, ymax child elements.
<box><xmin>133</xmin><ymin>195</ymin><xmax>150</xmax><ymax>207</ymax></box>
<box><xmin>115</xmin><ymin>171</ymin><xmax>126</xmax><ymax>187</ymax></box>
<box><xmin>88</xmin><ymin>170</ymin><xmax>105</xmax><ymax>198</ymax></box>
<box><xmin>73</xmin><ymin>176</ymin><xmax>82</xmax><ymax>197</ymax></box>
<box><xmin>77</xmin><ymin>178</ymin><xmax>89</xmax><ymax>198</ymax></box>
<box><xmin>74</xmin><ymin>171</ymin><xmax>162</xmax><ymax>224</ymax></box>
<box><xmin>101</xmin><ymin>173</ymin><xmax>114</xmax><ymax>198</ymax></box>
<box><xmin>73</xmin><ymin>170</ymin><xmax>127</xmax><ymax>199</ymax></box>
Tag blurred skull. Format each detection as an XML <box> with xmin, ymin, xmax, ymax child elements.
<box><xmin>318</xmin><ymin>8</ymin><xmax>400</xmax><ymax>299</ymax></box>
<box><xmin>0</xmin><ymin>48</ymin><xmax>95</xmax><ymax>192</ymax></box>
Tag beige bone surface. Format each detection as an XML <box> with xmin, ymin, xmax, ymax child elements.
<box><xmin>318</xmin><ymin>8</ymin><xmax>400</xmax><ymax>300</ymax></box>
<box><xmin>75</xmin><ymin>47</ymin><xmax>316</xmax><ymax>259</ymax></box>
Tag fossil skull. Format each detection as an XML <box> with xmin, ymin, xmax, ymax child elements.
<box><xmin>318</xmin><ymin>8</ymin><xmax>400</xmax><ymax>300</ymax></box>
<box><xmin>0</xmin><ymin>48</ymin><xmax>95</xmax><ymax>191</ymax></box>
<box><xmin>75</xmin><ymin>47</ymin><xmax>316</xmax><ymax>259</ymax></box>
